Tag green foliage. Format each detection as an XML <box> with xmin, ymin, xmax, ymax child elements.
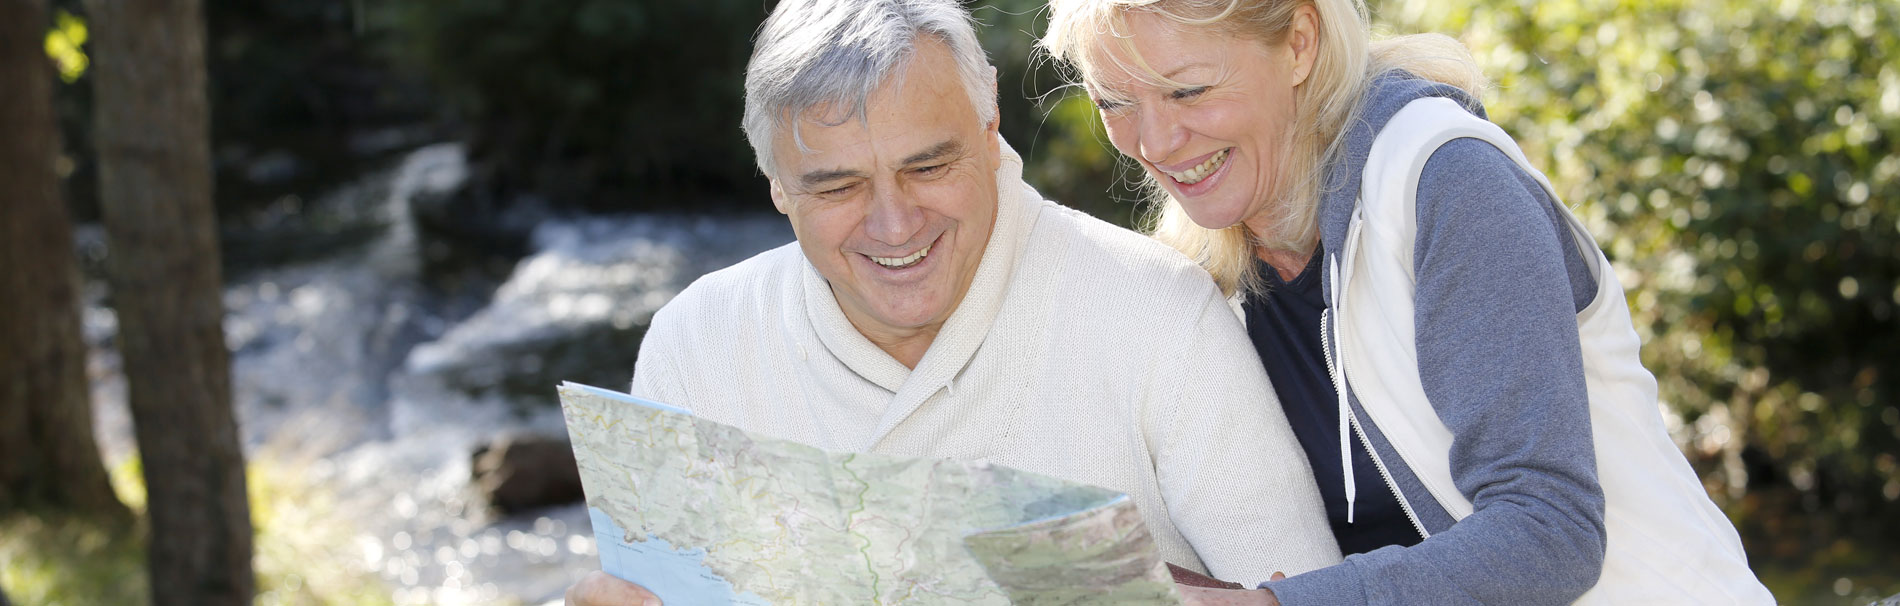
<box><xmin>1374</xmin><ymin>0</ymin><xmax>1900</xmax><ymax>599</ymax></box>
<box><xmin>377</xmin><ymin>0</ymin><xmax>768</xmax><ymax>209</ymax></box>
<box><xmin>43</xmin><ymin>9</ymin><xmax>87</xmax><ymax>83</ymax></box>
<box><xmin>1</xmin><ymin>456</ymin><xmax>392</xmax><ymax>606</ymax></box>
<box><xmin>972</xmin><ymin>0</ymin><xmax>1143</xmax><ymax>226</ymax></box>
<box><xmin>0</xmin><ymin>515</ymin><xmax>145</xmax><ymax>606</ymax></box>
<box><xmin>372</xmin><ymin>0</ymin><xmax>1139</xmax><ymax>216</ymax></box>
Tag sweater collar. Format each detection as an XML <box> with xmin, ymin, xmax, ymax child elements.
<box><xmin>802</xmin><ymin>139</ymin><xmax>1041</xmax><ymax>446</ymax></box>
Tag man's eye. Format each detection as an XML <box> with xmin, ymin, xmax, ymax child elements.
<box><xmin>819</xmin><ymin>184</ymin><xmax>856</xmax><ymax>196</ymax></box>
<box><xmin>913</xmin><ymin>164</ymin><xmax>946</xmax><ymax>176</ymax></box>
<box><xmin>1169</xmin><ymin>86</ymin><xmax>1208</xmax><ymax>100</ymax></box>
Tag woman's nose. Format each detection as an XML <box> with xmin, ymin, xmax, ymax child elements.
<box><xmin>1136</xmin><ymin>105</ymin><xmax>1188</xmax><ymax>167</ymax></box>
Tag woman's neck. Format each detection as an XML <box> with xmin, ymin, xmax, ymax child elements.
<box><xmin>1255</xmin><ymin>245</ymin><xmax>1313</xmax><ymax>282</ymax></box>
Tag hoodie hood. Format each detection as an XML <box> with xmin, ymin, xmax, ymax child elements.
<box><xmin>1316</xmin><ymin>72</ymin><xmax>1487</xmax><ymax>277</ymax></box>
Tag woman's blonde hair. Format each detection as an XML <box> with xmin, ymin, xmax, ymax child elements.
<box><xmin>1041</xmin><ymin>0</ymin><xmax>1485</xmax><ymax>297</ymax></box>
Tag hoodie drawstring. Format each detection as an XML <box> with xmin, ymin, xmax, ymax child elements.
<box><xmin>1326</xmin><ymin>253</ymin><xmax>1358</xmax><ymax>524</ymax></box>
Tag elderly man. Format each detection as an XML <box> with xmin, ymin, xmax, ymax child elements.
<box><xmin>567</xmin><ymin>0</ymin><xmax>1340</xmax><ymax>603</ymax></box>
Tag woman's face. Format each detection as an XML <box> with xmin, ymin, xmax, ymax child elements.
<box><xmin>1084</xmin><ymin>9</ymin><xmax>1317</xmax><ymax>232</ymax></box>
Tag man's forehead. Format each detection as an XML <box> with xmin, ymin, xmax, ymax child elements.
<box><xmin>775</xmin><ymin>103</ymin><xmax>973</xmax><ymax>178</ymax></box>
<box><xmin>771</xmin><ymin>37</ymin><xmax>984</xmax><ymax>178</ymax></box>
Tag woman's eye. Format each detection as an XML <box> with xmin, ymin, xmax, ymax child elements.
<box><xmin>1169</xmin><ymin>86</ymin><xmax>1208</xmax><ymax>100</ymax></box>
<box><xmin>1093</xmin><ymin>97</ymin><xmax>1128</xmax><ymax>112</ymax></box>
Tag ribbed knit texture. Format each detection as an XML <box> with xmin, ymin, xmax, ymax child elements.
<box><xmin>631</xmin><ymin>142</ymin><xmax>1343</xmax><ymax>586</ymax></box>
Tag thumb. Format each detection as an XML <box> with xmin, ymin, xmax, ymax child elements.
<box><xmin>1270</xmin><ymin>572</ymin><xmax>1287</xmax><ymax>581</ymax></box>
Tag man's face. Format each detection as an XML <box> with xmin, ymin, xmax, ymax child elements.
<box><xmin>768</xmin><ymin>38</ymin><xmax>1001</xmax><ymax>345</ymax></box>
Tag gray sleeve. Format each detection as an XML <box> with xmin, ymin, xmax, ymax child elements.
<box><xmin>1268</xmin><ymin>139</ymin><xmax>1607</xmax><ymax>605</ymax></box>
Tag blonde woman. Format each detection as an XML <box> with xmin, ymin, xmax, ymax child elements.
<box><xmin>1042</xmin><ymin>0</ymin><xmax>1773</xmax><ymax>604</ymax></box>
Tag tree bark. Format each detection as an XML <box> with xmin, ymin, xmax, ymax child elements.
<box><xmin>83</xmin><ymin>0</ymin><xmax>255</xmax><ymax>604</ymax></box>
<box><xmin>0</xmin><ymin>0</ymin><xmax>128</xmax><ymax>522</ymax></box>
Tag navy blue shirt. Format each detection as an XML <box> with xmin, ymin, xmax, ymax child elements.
<box><xmin>1243</xmin><ymin>252</ymin><xmax>1424</xmax><ymax>556</ymax></box>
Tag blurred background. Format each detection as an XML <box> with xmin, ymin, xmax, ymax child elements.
<box><xmin>1</xmin><ymin>0</ymin><xmax>1895</xmax><ymax>604</ymax></box>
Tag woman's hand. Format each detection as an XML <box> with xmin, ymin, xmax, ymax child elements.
<box><xmin>564</xmin><ymin>571</ymin><xmax>661</xmax><ymax>606</ymax></box>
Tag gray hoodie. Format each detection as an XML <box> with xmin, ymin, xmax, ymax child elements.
<box><xmin>1262</xmin><ymin>74</ymin><xmax>1608</xmax><ymax>605</ymax></box>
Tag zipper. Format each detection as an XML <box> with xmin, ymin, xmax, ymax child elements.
<box><xmin>1350</xmin><ymin>409</ymin><xmax>1430</xmax><ymax>541</ymax></box>
<box><xmin>1322</xmin><ymin>216</ymin><xmax>1432</xmax><ymax>541</ymax></box>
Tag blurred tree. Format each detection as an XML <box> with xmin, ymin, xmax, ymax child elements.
<box><xmin>0</xmin><ymin>0</ymin><xmax>126</xmax><ymax>523</ymax></box>
<box><xmin>380</xmin><ymin>0</ymin><xmax>768</xmax><ymax>218</ymax></box>
<box><xmin>972</xmin><ymin>0</ymin><xmax>1143</xmax><ymax>227</ymax></box>
<box><xmin>83</xmin><ymin>0</ymin><xmax>254</xmax><ymax>604</ymax></box>
<box><xmin>374</xmin><ymin>0</ymin><xmax>1139</xmax><ymax>225</ymax></box>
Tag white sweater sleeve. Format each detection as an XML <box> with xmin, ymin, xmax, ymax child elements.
<box><xmin>629</xmin><ymin>306</ymin><xmax>692</xmax><ymax>408</ymax></box>
<box><xmin>1149</xmin><ymin>287</ymin><xmax>1344</xmax><ymax>586</ymax></box>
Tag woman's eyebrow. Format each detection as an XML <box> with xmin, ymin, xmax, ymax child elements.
<box><xmin>1160</xmin><ymin>62</ymin><xmax>1212</xmax><ymax>80</ymax></box>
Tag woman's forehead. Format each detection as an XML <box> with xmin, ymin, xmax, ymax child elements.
<box><xmin>1082</xmin><ymin>20</ymin><xmax>1244</xmax><ymax>93</ymax></box>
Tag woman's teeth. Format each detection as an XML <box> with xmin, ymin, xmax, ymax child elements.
<box><xmin>1164</xmin><ymin>149</ymin><xmax>1229</xmax><ymax>185</ymax></box>
<box><xmin>870</xmin><ymin>243</ymin><xmax>931</xmax><ymax>268</ymax></box>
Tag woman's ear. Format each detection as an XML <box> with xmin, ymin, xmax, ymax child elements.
<box><xmin>1286</xmin><ymin>4</ymin><xmax>1320</xmax><ymax>87</ymax></box>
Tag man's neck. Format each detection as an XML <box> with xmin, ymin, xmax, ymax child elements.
<box><xmin>862</xmin><ymin>325</ymin><xmax>940</xmax><ymax>369</ymax></box>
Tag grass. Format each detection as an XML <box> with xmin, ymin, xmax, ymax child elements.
<box><xmin>1</xmin><ymin>455</ymin><xmax>395</xmax><ymax>606</ymax></box>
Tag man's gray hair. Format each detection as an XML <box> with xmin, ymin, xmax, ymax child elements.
<box><xmin>742</xmin><ymin>0</ymin><xmax>998</xmax><ymax>179</ymax></box>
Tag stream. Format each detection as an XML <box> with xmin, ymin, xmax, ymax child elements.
<box><xmin>81</xmin><ymin>143</ymin><xmax>793</xmax><ymax>605</ymax></box>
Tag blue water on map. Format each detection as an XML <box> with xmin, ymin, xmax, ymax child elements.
<box><xmin>587</xmin><ymin>507</ymin><xmax>772</xmax><ymax>605</ymax></box>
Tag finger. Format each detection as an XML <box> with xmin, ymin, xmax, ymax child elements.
<box><xmin>1270</xmin><ymin>571</ymin><xmax>1286</xmax><ymax>581</ymax></box>
<box><xmin>566</xmin><ymin>570</ymin><xmax>662</xmax><ymax>606</ymax></box>
<box><xmin>1176</xmin><ymin>584</ymin><xmax>1272</xmax><ymax>606</ymax></box>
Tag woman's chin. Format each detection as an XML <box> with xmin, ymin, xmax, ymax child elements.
<box><xmin>1155</xmin><ymin>176</ymin><xmax>1251</xmax><ymax>230</ymax></box>
<box><xmin>1174</xmin><ymin>199</ymin><xmax>1250</xmax><ymax>230</ymax></box>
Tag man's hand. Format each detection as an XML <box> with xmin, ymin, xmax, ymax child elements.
<box><xmin>1177</xmin><ymin>585</ymin><xmax>1279</xmax><ymax>606</ymax></box>
<box><xmin>564</xmin><ymin>571</ymin><xmax>661</xmax><ymax>606</ymax></box>
<box><xmin>1176</xmin><ymin>571</ymin><xmax>1285</xmax><ymax>606</ymax></box>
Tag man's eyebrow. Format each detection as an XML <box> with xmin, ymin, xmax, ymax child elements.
<box><xmin>901</xmin><ymin>140</ymin><xmax>963</xmax><ymax>166</ymax></box>
<box><xmin>796</xmin><ymin>140</ymin><xmax>963</xmax><ymax>186</ymax></box>
<box><xmin>798</xmin><ymin>168</ymin><xmax>864</xmax><ymax>187</ymax></box>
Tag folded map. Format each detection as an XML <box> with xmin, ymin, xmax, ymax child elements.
<box><xmin>557</xmin><ymin>381</ymin><xmax>1184</xmax><ymax>605</ymax></box>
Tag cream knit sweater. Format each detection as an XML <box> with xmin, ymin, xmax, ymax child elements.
<box><xmin>630</xmin><ymin>143</ymin><xmax>1342</xmax><ymax>586</ymax></box>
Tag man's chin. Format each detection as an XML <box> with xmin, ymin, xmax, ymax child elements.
<box><xmin>865</xmin><ymin>305</ymin><xmax>949</xmax><ymax>332</ymax></box>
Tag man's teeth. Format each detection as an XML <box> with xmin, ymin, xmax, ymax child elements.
<box><xmin>870</xmin><ymin>243</ymin><xmax>931</xmax><ymax>268</ymax></box>
<box><xmin>1164</xmin><ymin>149</ymin><xmax>1229</xmax><ymax>185</ymax></box>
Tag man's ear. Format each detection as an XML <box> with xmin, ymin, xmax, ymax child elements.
<box><xmin>1286</xmin><ymin>4</ymin><xmax>1320</xmax><ymax>87</ymax></box>
<box><xmin>984</xmin><ymin>66</ymin><xmax>1002</xmax><ymax>156</ymax></box>
<box><xmin>768</xmin><ymin>180</ymin><xmax>791</xmax><ymax>215</ymax></box>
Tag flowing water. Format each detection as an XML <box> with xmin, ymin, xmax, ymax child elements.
<box><xmin>84</xmin><ymin>143</ymin><xmax>793</xmax><ymax>605</ymax></box>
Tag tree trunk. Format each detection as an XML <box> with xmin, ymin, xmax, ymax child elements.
<box><xmin>83</xmin><ymin>0</ymin><xmax>255</xmax><ymax>604</ymax></box>
<box><xmin>0</xmin><ymin>0</ymin><xmax>128</xmax><ymax>522</ymax></box>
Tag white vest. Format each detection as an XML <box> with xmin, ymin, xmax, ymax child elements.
<box><xmin>1327</xmin><ymin>97</ymin><xmax>1773</xmax><ymax>604</ymax></box>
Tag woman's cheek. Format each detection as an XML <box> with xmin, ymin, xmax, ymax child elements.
<box><xmin>1101</xmin><ymin>116</ymin><xmax>1139</xmax><ymax>159</ymax></box>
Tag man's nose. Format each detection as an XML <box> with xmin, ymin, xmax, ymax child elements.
<box><xmin>1136</xmin><ymin>104</ymin><xmax>1188</xmax><ymax>167</ymax></box>
<box><xmin>863</xmin><ymin>184</ymin><xmax>926</xmax><ymax>246</ymax></box>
